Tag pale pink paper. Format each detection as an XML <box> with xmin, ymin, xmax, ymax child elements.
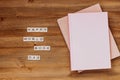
<box><xmin>68</xmin><ymin>12</ymin><xmax>111</xmax><ymax>71</ymax></box>
<box><xmin>57</xmin><ymin>3</ymin><xmax>119</xmax><ymax>59</ymax></box>
<box><xmin>57</xmin><ymin>3</ymin><xmax>120</xmax><ymax>72</ymax></box>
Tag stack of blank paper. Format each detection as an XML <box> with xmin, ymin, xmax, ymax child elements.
<box><xmin>57</xmin><ymin>4</ymin><xmax>120</xmax><ymax>72</ymax></box>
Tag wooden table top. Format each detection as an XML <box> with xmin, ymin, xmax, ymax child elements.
<box><xmin>0</xmin><ymin>0</ymin><xmax>120</xmax><ymax>80</ymax></box>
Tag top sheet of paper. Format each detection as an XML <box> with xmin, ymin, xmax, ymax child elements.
<box><xmin>68</xmin><ymin>12</ymin><xmax>111</xmax><ymax>71</ymax></box>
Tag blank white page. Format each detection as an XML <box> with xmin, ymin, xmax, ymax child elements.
<box><xmin>68</xmin><ymin>12</ymin><xmax>111</xmax><ymax>71</ymax></box>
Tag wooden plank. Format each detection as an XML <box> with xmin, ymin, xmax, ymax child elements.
<box><xmin>0</xmin><ymin>0</ymin><xmax>119</xmax><ymax>79</ymax></box>
<box><xmin>0</xmin><ymin>0</ymin><xmax>27</xmax><ymax>7</ymax></box>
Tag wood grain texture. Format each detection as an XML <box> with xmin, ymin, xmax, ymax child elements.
<box><xmin>0</xmin><ymin>0</ymin><xmax>120</xmax><ymax>80</ymax></box>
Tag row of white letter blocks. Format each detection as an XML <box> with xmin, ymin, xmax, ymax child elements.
<box><xmin>27</xmin><ymin>27</ymin><xmax>48</xmax><ymax>32</ymax></box>
<box><xmin>23</xmin><ymin>37</ymin><xmax>44</xmax><ymax>42</ymax></box>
